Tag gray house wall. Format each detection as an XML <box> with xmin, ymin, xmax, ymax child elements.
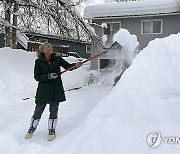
<box><xmin>90</xmin><ymin>13</ymin><xmax>180</xmax><ymax>70</ymax></box>
<box><xmin>93</xmin><ymin>14</ymin><xmax>180</xmax><ymax>50</ymax></box>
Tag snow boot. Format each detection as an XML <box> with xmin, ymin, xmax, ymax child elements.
<box><xmin>48</xmin><ymin>119</ymin><xmax>57</xmax><ymax>141</ymax></box>
<box><xmin>25</xmin><ymin>117</ymin><xmax>40</xmax><ymax>139</ymax></box>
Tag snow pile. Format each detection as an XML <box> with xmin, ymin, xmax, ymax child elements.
<box><xmin>100</xmin><ymin>23</ymin><xmax>107</xmax><ymax>45</ymax></box>
<box><xmin>43</xmin><ymin>33</ymin><xmax>180</xmax><ymax>153</ymax></box>
<box><xmin>0</xmin><ymin>48</ymin><xmax>36</xmax><ymax>106</ymax></box>
<box><xmin>0</xmin><ymin>48</ymin><xmax>89</xmax><ymax>107</ymax></box>
<box><xmin>84</xmin><ymin>0</ymin><xmax>179</xmax><ymax>19</ymax></box>
<box><xmin>93</xmin><ymin>28</ymin><xmax>139</xmax><ymax>86</ymax></box>
<box><xmin>113</xmin><ymin>28</ymin><xmax>139</xmax><ymax>65</ymax></box>
<box><xmin>62</xmin><ymin>66</ymin><xmax>89</xmax><ymax>91</ymax></box>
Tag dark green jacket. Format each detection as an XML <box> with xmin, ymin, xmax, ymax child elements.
<box><xmin>34</xmin><ymin>53</ymin><xmax>74</xmax><ymax>104</ymax></box>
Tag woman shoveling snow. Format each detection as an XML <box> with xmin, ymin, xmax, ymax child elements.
<box><xmin>25</xmin><ymin>43</ymin><xmax>82</xmax><ymax>141</ymax></box>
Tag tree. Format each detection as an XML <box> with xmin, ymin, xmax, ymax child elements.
<box><xmin>0</xmin><ymin>0</ymin><xmax>96</xmax><ymax>48</ymax></box>
<box><xmin>12</xmin><ymin>1</ymin><xmax>18</xmax><ymax>48</ymax></box>
<box><xmin>4</xmin><ymin>0</ymin><xmax>11</xmax><ymax>47</ymax></box>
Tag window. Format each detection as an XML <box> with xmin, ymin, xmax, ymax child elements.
<box><xmin>112</xmin><ymin>22</ymin><xmax>120</xmax><ymax>34</ymax></box>
<box><xmin>153</xmin><ymin>21</ymin><xmax>162</xmax><ymax>33</ymax></box>
<box><xmin>141</xmin><ymin>19</ymin><xmax>162</xmax><ymax>34</ymax></box>
<box><xmin>103</xmin><ymin>22</ymin><xmax>121</xmax><ymax>35</ymax></box>
<box><xmin>86</xmin><ymin>45</ymin><xmax>91</xmax><ymax>53</ymax></box>
<box><xmin>99</xmin><ymin>58</ymin><xmax>117</xmax><ymax>70</ymax></box>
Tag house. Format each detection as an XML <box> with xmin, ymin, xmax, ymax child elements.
<box><xmin>0</xmin><ymin>30</ymin><xmax>91</xmax><ymax>58</ymax></box>
<box><xmin>84</xmin><ymin>0</ymin><xmax>180</xmax><ymax>70</ymax></box>
<box><xmin>25</xmin><ymin>32</ymin><xmax>91</xmax><ymax>58</ymax></box>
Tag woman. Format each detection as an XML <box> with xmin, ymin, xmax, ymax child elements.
<box><xmin>25</xmin><ymin>43</ymin><xmax>82</xmax><ymax>141</ymax></box>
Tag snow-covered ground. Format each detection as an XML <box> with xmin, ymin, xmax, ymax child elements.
<box><xmin>0</xmin><ymin>31</ymin><xmax>180</xmax><ymax>154</ymax></box>
<box><xmin>0</xmin><ymin>48</ymin><xmax>113</xmax><ymax>153</ymax></box>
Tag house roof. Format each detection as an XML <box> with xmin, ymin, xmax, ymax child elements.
<box><xmin>25</xmin><ymin>32</ymin><xmax>91</xmax><ymax>44</ymax></box>
<box><xmin>84</xmin><ymin>0</ymin><xmax>180</xmax><ymax>19</ymax></box>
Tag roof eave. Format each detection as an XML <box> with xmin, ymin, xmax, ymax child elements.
<box><xmin>24</xmin><ymin>32</ymin><xmax>91</xmax><ymax>44</ymax></box>
<box><xmin>85</xmin><ymin>11</ymin><xmax>180</xmax><ymax>20</ymax></box>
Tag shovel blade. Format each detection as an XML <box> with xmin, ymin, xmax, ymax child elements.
<box><xmin>103</xmin><ymin>41</ymin><xmax>123</xmax><ymax>52</ymax></box>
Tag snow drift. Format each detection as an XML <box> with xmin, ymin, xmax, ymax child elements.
<box><xmin>113</xmin><ymin>28</ymin><xmax>139</xmax><ymax>65</ymax></box>
<box><xmin>0</xmin><ymin>48</ymin><xmax>89</xmax><ymax>107</ymax></box>
<box><xmin>42</xmin><ymin>33</ymin><xmax>180</xmax><ymax>154</ymax></box>
<box><xmin>0</xmin><ymin>48</ymin><xmax>36</xmax><ymax>106</ymax></box>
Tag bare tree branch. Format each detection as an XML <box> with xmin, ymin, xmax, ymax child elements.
<box><xmin>0</xmin><ymin>0</ymin><xmax>103</xmax><ymax>48</ymax></box>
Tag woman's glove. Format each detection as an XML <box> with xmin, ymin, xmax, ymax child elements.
<box><xmin>75</xmin><ymin>62</ymin><xmax>82</xmax><ymax>68</ymax></box>
<box><xmin>48</xmin><ymin>73</ymin><xmax>58</xmax><ymax>80</ymax></box>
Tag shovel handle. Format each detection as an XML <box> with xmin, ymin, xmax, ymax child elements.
<box><xmin>81</xmin><ymin>51</ymin><xmax>105</xmax><ymax>64</ymax></box>
<box><xmin>60</xmin><ymin>65</ymin><xmax>77</xmax><ymax>74</ymax></box>
<box><xmin>57</xmin><ymin>41</ymin><xmax>122</xmax><ymax>75</ymax></box>
<box><xmin>58</xmin><ymin>51</ymin><xmax>106</xmax><ymax>75</ymax></box>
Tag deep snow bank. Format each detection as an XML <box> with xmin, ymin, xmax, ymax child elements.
<box><xmin>0</xmin><ymin>48</ymin><xmax>89</xmax><ymax>107</ymax></box>
<box><xmin>44</xmin><ymin>33</ymin><xmax>180</xmax><ymax>154</ymax></box>
<box><xmin>0</xmin><ymin>48</ymin><xmax>36</xmax><ymax>106</ymax></box>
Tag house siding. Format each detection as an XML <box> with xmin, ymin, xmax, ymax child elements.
<box><xmin>90</xmin><ymin>14</ymin><xmax>180</xmax><ymax>70</ymax></box>
<box><xmin>49</xmin><ymin>38</ymin><xmax>90</xmax><ymax>58</ymax></box>
<box><xmin>93</xmin><ymin>14</ymin><xmax>180</xmax><ymax>50</ymax></box>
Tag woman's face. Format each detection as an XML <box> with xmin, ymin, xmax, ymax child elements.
<box><xmin>43</xmin><ymin>43</ymin><xmax>53</xmax><ymax>56</ymax></box>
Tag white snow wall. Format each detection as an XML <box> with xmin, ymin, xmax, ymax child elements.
<box><xmin>0</xmin><ymin>48</ymin><xmax>89</xmax><ymax>107</ymax></box>
<box><xmin>42</xmin><ymin>33</ymin><xmax>180</xmax><ymax>154</ymax></box>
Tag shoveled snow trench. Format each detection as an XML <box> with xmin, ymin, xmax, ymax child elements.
<box><xmin>0</xmin><ymin>85</ymin><xmax>112</xmax><ymax>152</ymax></box>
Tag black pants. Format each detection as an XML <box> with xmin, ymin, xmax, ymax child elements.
<box><xmin>32</xmin><ymin>102</ymin><xmax>59</xmax><ymax>120</ymax></box>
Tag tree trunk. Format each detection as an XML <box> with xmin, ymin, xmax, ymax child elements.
<box><xmin>5</xmin><ymin>0</ymin><xmax>11</xmax><ymax>47</ymax></box>
<box><xmin>12</xmin><ymin>1</ymin><xmax>18</xmax><ymax>49</ymax></box>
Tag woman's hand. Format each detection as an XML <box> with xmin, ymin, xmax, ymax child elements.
<box><xmin>48</xmin><ymin>73</ymin><xmax>58</xmax><ymax>80</ymax></box>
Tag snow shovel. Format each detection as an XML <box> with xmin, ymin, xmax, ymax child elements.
<box><xmin>57</xmin><ymin>41</ymin><xmax>122</xmax><ymax>75</ymax></box>
<box><xmin>22</xmin><ymin>42</ymin><xmax>122</xmax><ymax>101</ymax></box>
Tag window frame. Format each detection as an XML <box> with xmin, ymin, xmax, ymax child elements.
<box><xmin>86</xmin><ymin>44</ymin><xmax>91</xmax><ymax>53</ymax></box>
<box><xmin>98</xmin><ymin>57</ymin><xmax>117</xmax><ymax>70</ymax></box>
<box><xmin>141</xmin><ymin>19</ymin><xmax>163</xmax><ymax>35</ymax></box>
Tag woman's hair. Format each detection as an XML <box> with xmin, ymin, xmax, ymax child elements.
<box><xmin>37</xmin><ymin>43</ymin><xmax>52</xmax><ymax>57</ymax></box>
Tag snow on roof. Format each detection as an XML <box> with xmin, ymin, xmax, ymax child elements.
<box><xmin>84</xmin><ymin>0</ymin><xmax>180</xmax><ymax>19</ymax></box>
<box><xmin>16</xmin><ymin>30</ymin><xmax>29</xmax><ymax>49</ymax></box>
